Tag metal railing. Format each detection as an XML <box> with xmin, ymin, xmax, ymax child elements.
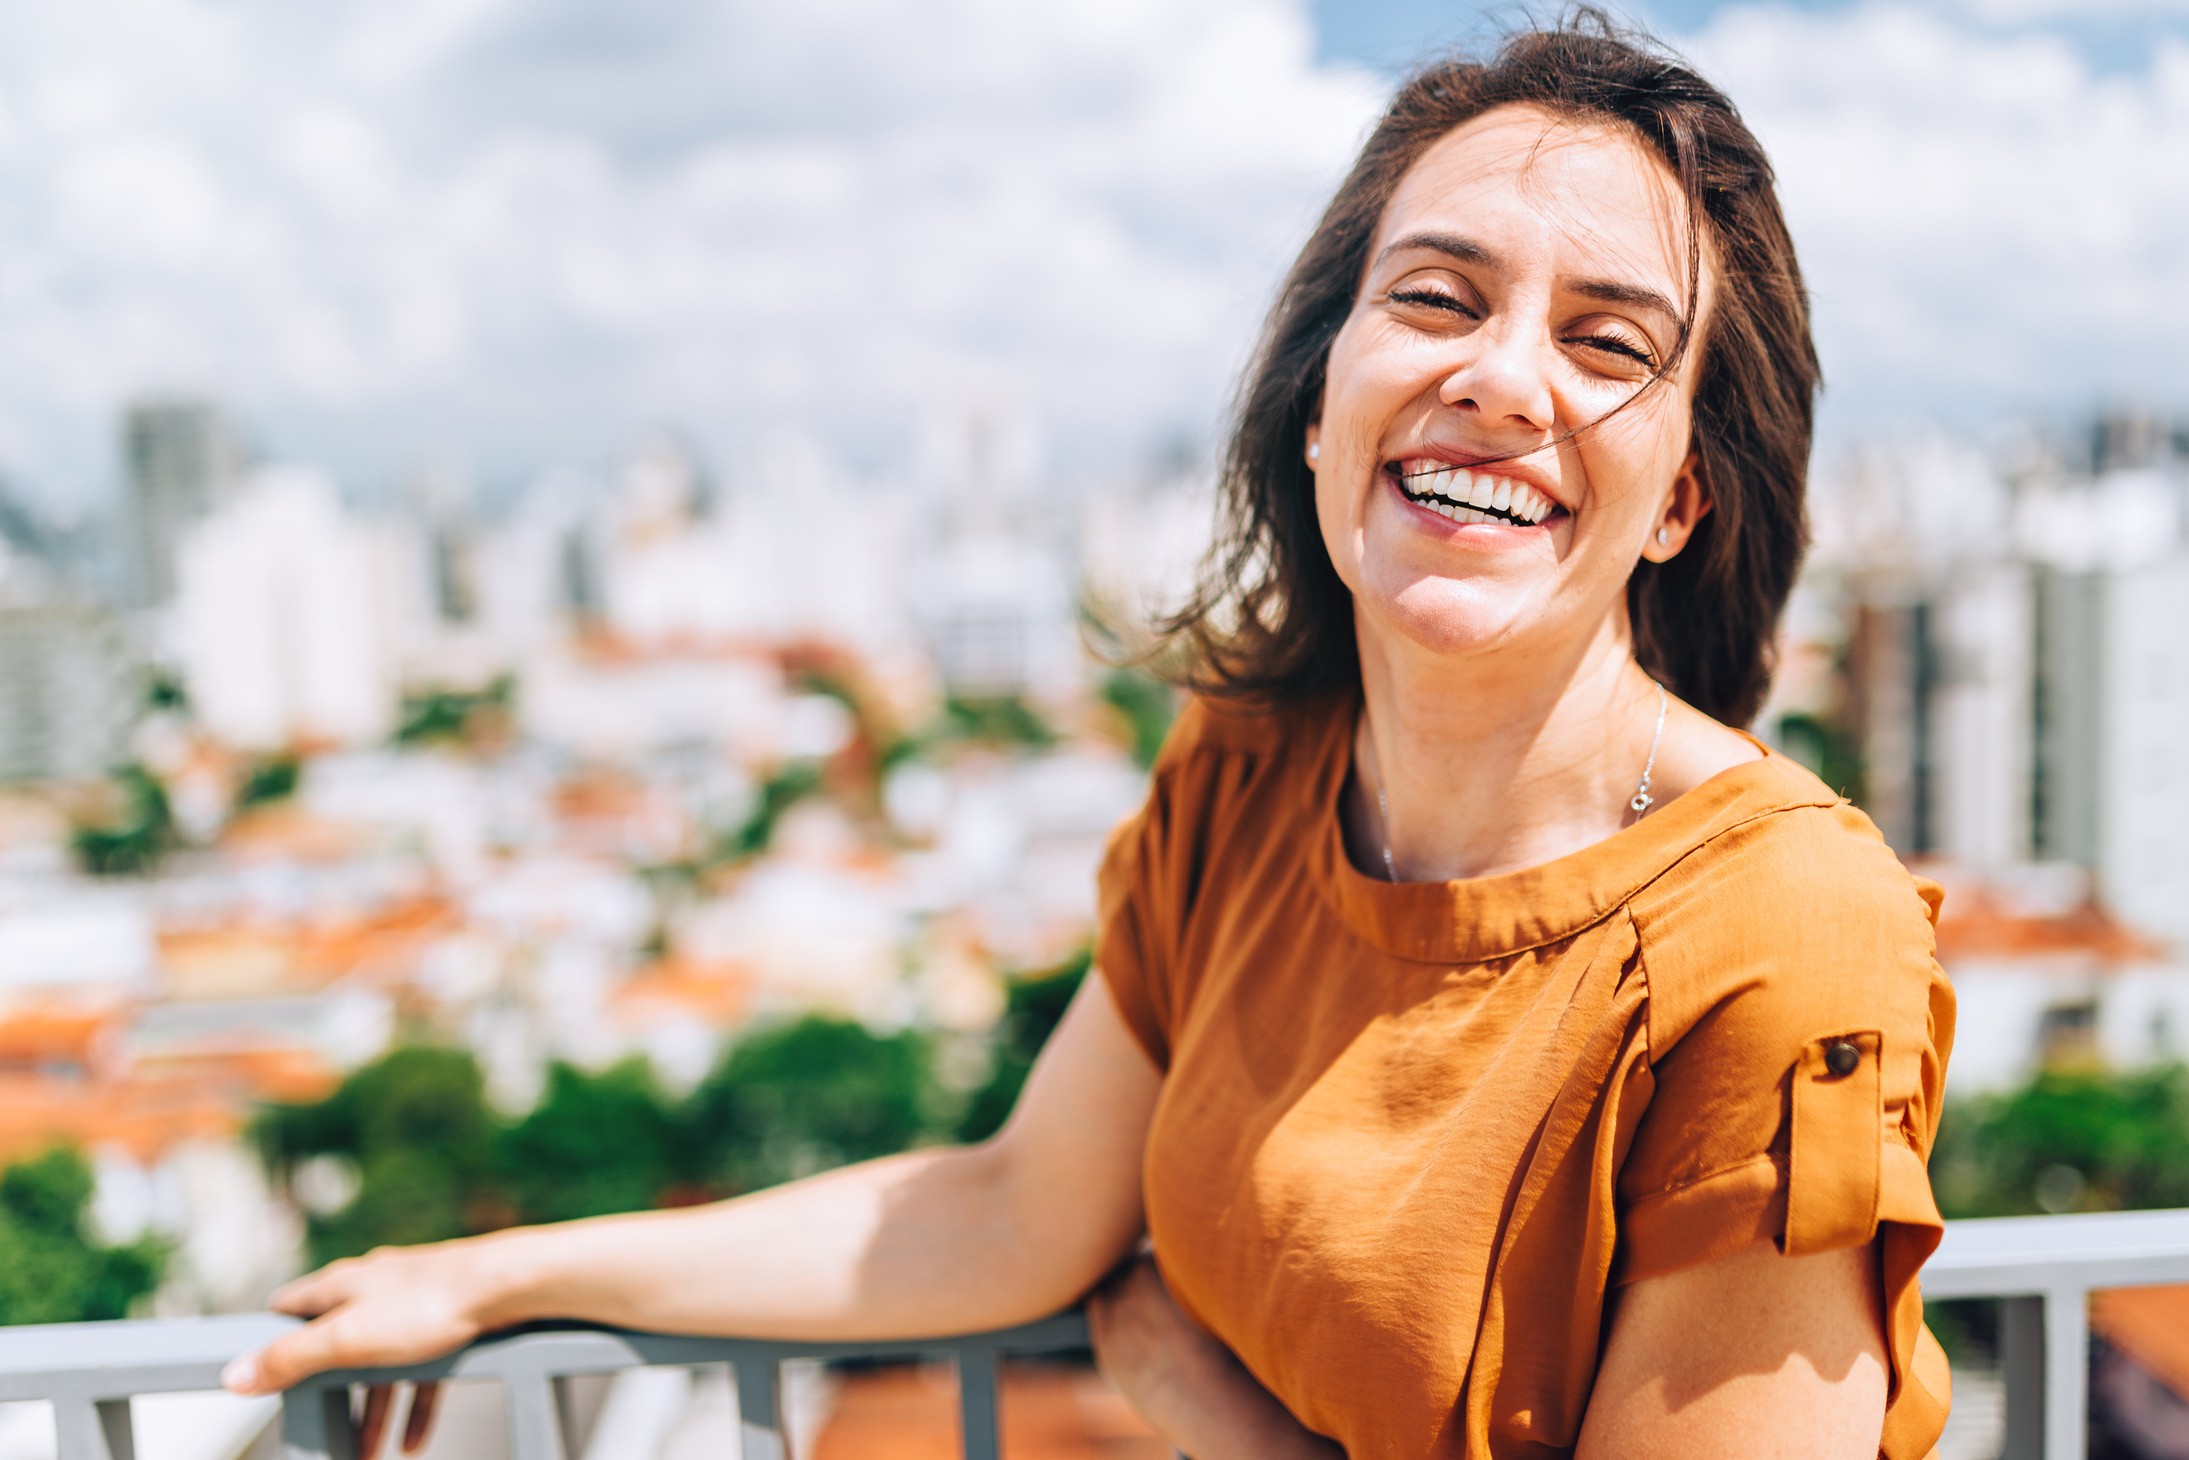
<box><xmin>0</xmin><ymin>1308</ymin><xmax>1091</xmax><ymax>1460</ymax></box>
<box><xmin>1925</xmin><ymin>1208</ymin><xmax>2189</xmax><ymax>1460</ymax></box>
<box><xmin>6</xmin><ymin>1209</ymin><xmax>2189</xmax><ymax>1460</ymax></box>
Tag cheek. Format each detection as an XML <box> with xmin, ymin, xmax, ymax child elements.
<box><xmin>1576</xmin><ymin>402</ymin><xmax>1691</xmax><ymax>526</ymax></box>
<box><xmin>1313</xmin><ymin>470</ymin><xmax>1365</xmax><ymax>590</ymax></box>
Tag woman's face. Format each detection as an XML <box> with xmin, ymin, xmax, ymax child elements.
<box><xmin>1309</xmin><ymin>104</ymin><xmax>1711</xmax><ymax>670</ymax></box>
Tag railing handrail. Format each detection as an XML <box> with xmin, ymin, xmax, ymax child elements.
<box><xmin>11</xmin><ymin>1210</ymin><xmax>2189</xmax><ymax>1458</ymax></box>
<box><xmin>0</xmin><ymin>1308</ymin><xmax>1094</xmax><ymax>1460</ymax></box>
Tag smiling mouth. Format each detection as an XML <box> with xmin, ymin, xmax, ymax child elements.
<box><xmin>1387</xmin><ymin>459</ymin><xmax>1564</xmax><ymax>528</ymax></box>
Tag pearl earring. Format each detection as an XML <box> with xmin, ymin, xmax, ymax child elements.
<box><xmin>1655</xmin><ymin>527</ymin><xmax>1669</xmax><ymax>545</ymax></box>
<box><xmin>1308</xmin><ymin>442</ymin><xmax>1320</xmax><ymax>461</ymax></box>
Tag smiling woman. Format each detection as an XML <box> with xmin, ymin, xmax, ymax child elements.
<box><xmin>222</xmin><ymin>13</ymin><xmax>1952</xmax><ymax>1460</ymax></box>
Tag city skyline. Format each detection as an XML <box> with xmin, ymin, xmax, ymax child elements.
<box><xmin>0</xmin><ymin>0</ymin><xmax>2182</xmax><ymax>513</ymax></box>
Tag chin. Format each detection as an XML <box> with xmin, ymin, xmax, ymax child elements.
<box><xmin>1372</xmin><ymin>577</ymin><xmax>1539</xmax><ymax>660</ymax></box>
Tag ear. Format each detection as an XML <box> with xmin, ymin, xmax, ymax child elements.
<box><xmin>1641</xmin><ymin>450</ymin><xmax>1711</xmax><ymax>563</ymax></box>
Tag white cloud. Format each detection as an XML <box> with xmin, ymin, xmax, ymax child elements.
<box><xmin>1685</xmin><ymin>2</ymin><xmax>2189</xmax><ymax>439</ymax></box>
<box><xmin>0</xmin><ymin>0</ymin><xmax>1383</xmax><ymax>500</ymax></box>
<box><xmin>0</xmin><ymin>0</ymin><xmax>2180</xmax><ymax>507</ymax></box>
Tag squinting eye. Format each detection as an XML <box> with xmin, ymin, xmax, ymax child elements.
<box><xmin>1571</xmin><ymin>334</ymin><xmax>1656</xmax><ymax>368</ymax></box>
<box><xmin>1387</xmin><ymin>288</ymin><xmax>1474</xmax><ymax>316</ymax></box>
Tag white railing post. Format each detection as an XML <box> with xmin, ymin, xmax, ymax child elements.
<box><xmin>280</xmin><ymin>1384</ymin><xmax>357</xmax><ymax>1460</ymax></box>
<box><xmin>2044</xmin><ymin>1286</ymin><xmax>2089</xmax><ymax>1460</ymax></box>
<box><xmin>51</xmin><ymin>1395</ymin><xmax>135</xmax><ymax>1460</ymax></box>
<box><xmin>735</xmin><ymin>1358</ymin><xmax>786</xmax><ymax>1460</ymax></box>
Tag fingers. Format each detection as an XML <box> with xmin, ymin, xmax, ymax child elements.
<box><xmin>269</xmin><ymin>1259</ymin><xmax>358</xmax><ymax>1318</ymax></box>
<box><xmin>403</xmin><ymin>1382</ymin><xmax>442</xmax><ymax>1454</ymax></box>
<box><xmin>357</xmin><ymin>1385</ymin><xmax>393</xmax><ymax>1459</ymax></box>
<box><xmin>229</xmin><ymin>1311</ymin><xmax>376</xmax><ymax>1395</ymax></box>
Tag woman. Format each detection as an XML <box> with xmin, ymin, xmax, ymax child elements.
<box><xmin>226</xmin><ymin>16</ymin><xmax>1955</xmax><ymax>1458</ymax></box>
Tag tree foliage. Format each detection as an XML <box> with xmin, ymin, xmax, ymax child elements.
<box><xmin>685</xmin><ymin>1017</ymin><xmax>934</xmax><ymax>1193</ymax></box>
<box><xmin>1930</xmin><ymin>1064</ymin><xmax>2189</xmax><ymax>1218</ymax></box>
<box><xmin>0</xmin><ymin>1148</ymin><xmax>165</xmax><ymax>1326</ymax></box>
<box><xmin>497</xmin><ymin>1059</ymin><xmax>682</xmax><ymax>1225</ymax></box>
<box><xmin>257</xmin><ymin>1046</ymin><xmax>499</xmax><ymax>1266</ymax></box>
<box><xmin>70</xmin><ymin>764</ymin><xmax>174</xmax><ymax>877</ymax></box>
<box><xmin>257</xmin><ymin>1017</ymin><xmax>953</xmax><ymax>1262</ymax></box>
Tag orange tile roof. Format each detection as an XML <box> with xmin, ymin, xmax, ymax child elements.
<box><xmin>0</xmin><ymin>1071</ymin><xmax>240</xmax><ymax>1165</ymax></box>
<box><xmin>611</xmin><ymin>957</ymin><xmax>755</xmax><ymax>1027</ymax></box>
<box><xmin>812</xmin><ymin>1363</ymin><xmax>1167</xmax><ymax>1460</ymax></box>
<box><xmin>2094</xmin><ymin>1285</ymin><xmax>2189</xmax><ymax>1398</ymax></box>
<box><xmin>156</xmin><ymin>897</ymin><xmax>455</xmax><ymax>1000</ymax></box>
<box><xmin>1933</xmin><ymin>890</ymin><xmax>2163</xmax><ymax>962</ymax></box>
<box><xmin>0</xmin><ymin>1042</ymin><xmax>340</xmax><ymax>1164</ymax></box>
<box><xmin>221</xmin><ymin>804</ymin><xmax>370</xmax><ymax>862</ymax></box>
<box><xmin>0</xmin><ymin>1000</ymin><xmax>128</xmax><ymax>1073</ymax></box>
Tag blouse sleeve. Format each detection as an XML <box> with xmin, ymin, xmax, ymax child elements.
<box><xmin>1095</xmin><ymin>782</ymin><xmax>1175</xmax><ymax>1071</ymax></box>
<box><xmin>1093</xmin><ymin>698</ymin><xmax>1225</xmax><ymax>1073</ymax></box>
<box><xmin>1617</xmin><ymin>802</ymin><xmax>1957</xmax><ymax>1455</ymax></box>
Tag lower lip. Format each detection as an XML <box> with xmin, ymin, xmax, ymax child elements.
<box><xmin>1385</xmin><ymin>469</ymin><xmax>1558</xmax><ymax>541</ymax></box>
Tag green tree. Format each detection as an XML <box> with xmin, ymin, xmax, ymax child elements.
<box><xmin>720</xmin><ymin>762</ymin><xmax>824</xmax><ymax>861</ymax></box>
<box><xmin>956</xmin><ymin>950</ymin><xmax>1090</xmax><ymax>1143</ymax></box>
<box><xmin>0</xmin><ymin>1148</ymin><xmax>165</xmax><ymax>1325</ymax></box>
<box><xmin>71</xmin><ymin>765</ymin><xmax>174</xmax><ymax>876</ymax></box>
<box><xmin>256</xmin><ymin>1046</ymin><xmax>500</xmax><ymax>1266</ymax></box>
<box><xmin>683</xmin><ymin>1016</ymin><xmax>937</xmax><ymax>1193</ymax></box>
<box><xmin>1930</xmin><ymin>1064</ymin><xmax>2189</xmax><ymax>1218</ymax></box>
<box><xmin>1100</xmin><ymin>670</ymin><xmax>1177</xmax><ymax>770</ymax></box>
<box><xmin>496</xmin><ymin>1059</ymin><xmax>683</xmax><ymax>1224</ymax></box>
<box><xmin>940</xmin><ymin>696</ymin><xmax>1057</xmax><ymax>751</ymax></box>
<box><xmin>234</xmin><ymin>754</ymin><xmax>301</xmax><ymax>809</ymax></box>
<box><xmin>394</xmin><ymin>676</ymin><xmax>514</xmax><ymax>748</ymax></box>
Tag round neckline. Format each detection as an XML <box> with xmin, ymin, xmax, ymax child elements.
<box><xmin>1306</xmin><ymin>698</ymin><xmax>1839</xmax><ymax>963</ymax></box>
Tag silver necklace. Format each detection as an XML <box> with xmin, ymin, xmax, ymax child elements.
<box><xmin>1371</xmin><ymin>680</ymin><xmax>1668</xmax><ymax>884</ymax></box>
<box><xmin>1630</xmin><ymin>681</ymin><xmax>1668</xmax><ymax>816</ymax></box>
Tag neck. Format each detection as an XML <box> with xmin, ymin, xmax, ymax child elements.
<box><xmin>1349</xmin><ymin>611</ymin><xmax>1664</xmax><ymax>882</ymax></box>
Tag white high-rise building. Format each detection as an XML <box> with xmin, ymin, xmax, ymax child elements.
<box><xmin>169</xmin><ymin>466</ymin><xmax>396</xmax><ymax>750</ymax></box>
<box><xmin>1822</xmin><ymin>418</ymin><xmax>2189</xmax><ymax>948</ymax></box>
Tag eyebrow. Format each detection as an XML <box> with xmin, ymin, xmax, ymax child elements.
<box><xmin>1374</xmin><ymin>229</ymin><xmax>1689</xmax><ymax>331</ymax></box>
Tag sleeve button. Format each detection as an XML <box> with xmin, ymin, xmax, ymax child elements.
<box><xmin>1825</xmin><ymin>1040</ymin><xmax>1861</xmax><ymax>1077</ymax></box>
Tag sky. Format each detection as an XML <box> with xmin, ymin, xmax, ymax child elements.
<box><xmin>0</xmin><ymin>0</ymin><xmax>2183</xmax><ymax>511</ymax></box>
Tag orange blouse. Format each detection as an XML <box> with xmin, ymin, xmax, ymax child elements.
<box><xmin>1097</xmin><ymin>694</ymin><xmax>1955</xmax><ymax>1459</ymax></box>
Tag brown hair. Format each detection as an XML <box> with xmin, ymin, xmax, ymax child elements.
<box><xmin>1161</xmin><ymin>10</ymin><xmax>1817</xmax><ymax>727</ymax></box>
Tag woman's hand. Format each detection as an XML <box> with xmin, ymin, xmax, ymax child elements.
<box><xmin>222</xmin><ymin>1237</ymin><xmax>520</xmax><ymax>1397</ymax></box>
<box><xmin>1089</xmin><ymin>1253</ymin><xmax>1343</xmax><ymax>1460</ymax></box>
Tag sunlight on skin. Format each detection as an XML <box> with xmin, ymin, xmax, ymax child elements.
<box><xmin>1305</xmin><ymin>103</ymin><xmax>1756</xmax><ymax>885</ymax></box>
<box><xmin>1579</xmin><ymin>1239</ymin><xmax>1889</xmax><ymax>1459</ymax></box>
<box><xmin>1311</xmin><ymin>105</ymin><xmax>1709</xmax><ymax>663</ymax></box>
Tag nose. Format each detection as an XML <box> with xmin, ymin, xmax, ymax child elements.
<box><xmin>1437</xmin><ymin>328</ymin><xmax>1555</xmax><ymax>434</ymax></box>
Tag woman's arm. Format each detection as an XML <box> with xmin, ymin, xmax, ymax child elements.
<box><xmin>226</xmin><ymin>972</ymin><xmax>1162</xmax><ymax>1394</ymax></box>
<box><xmin>1089</xmin><ymin>1253</ymin><xmax>1342</xmax><ymax>1460</ymax></box>
<box><xmin>1575</xmin><ymin>1238</ymin><xmax>1887</xmax><ymax>1460</ymax></box>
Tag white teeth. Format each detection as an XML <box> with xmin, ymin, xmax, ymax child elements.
<box><xmin>1397</xmin><ymin>461</ymin><xmax>1560</xmax><ymax>528</ymax></box>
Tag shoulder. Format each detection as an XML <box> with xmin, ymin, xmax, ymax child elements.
<box><xmin>1630</xmin><ymin>766</ymin><xmax>1947</xmax><ymax>1059</ymax></box>
<box><xmin>1138</xmin><ymin>691</ymin><xmax>1347</xmax><ymax>820</ymax></box>
<box><xmin>1149</xmin><ymin>691</ymin><xmax>1343</xmax><ymax>771</ymax></box>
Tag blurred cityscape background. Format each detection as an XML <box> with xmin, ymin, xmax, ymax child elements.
<box><xmin>0</xmin><ymin>0</ymin><xmax>2183</xmax><ymax>1457</ymax></box>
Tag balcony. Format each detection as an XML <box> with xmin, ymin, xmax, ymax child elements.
<box><xmin>4</xmin><ymin>1210</ymin><xmax>2189</xmax><ymax>1460</ymax></box>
